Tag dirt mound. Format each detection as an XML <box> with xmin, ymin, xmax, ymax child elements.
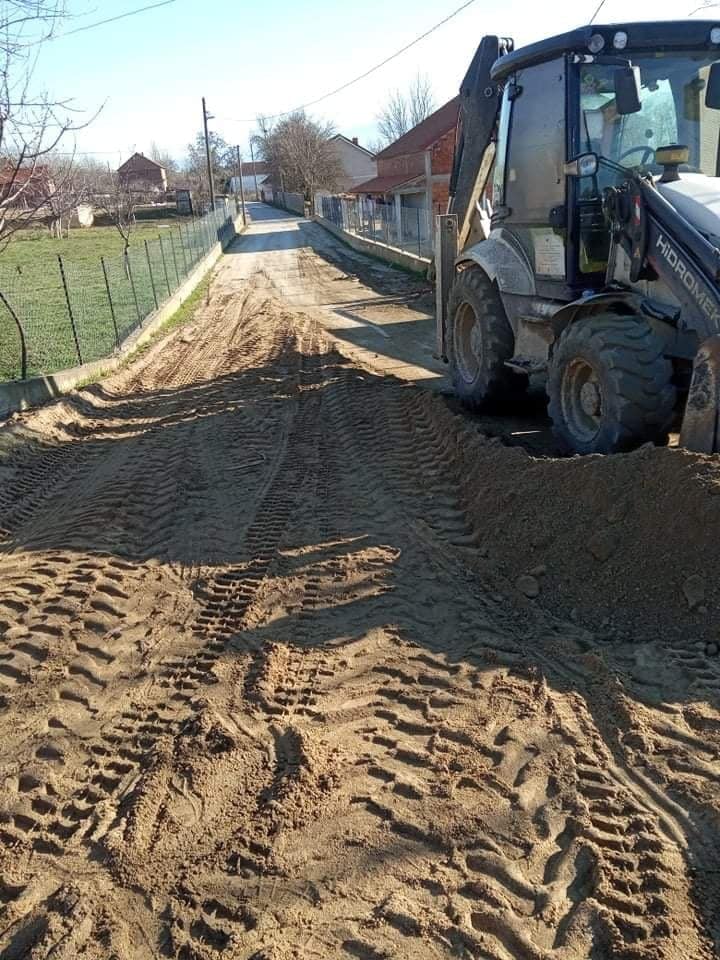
<box><xmin>432</xmin><ymin>401</ymin><xmax>720</xmax><ymax>643</ymax></box>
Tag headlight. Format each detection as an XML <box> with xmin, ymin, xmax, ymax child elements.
<box><xmin>711</xmin><ymin>26</ymin><xmax>720</xmax><ymax>44</ymax></box>
<box><xmin>588</xmin><ymin>33</ymin><xmax>605</xmax><ymax>54</ymax></box>
<box><xmin>613</xmin><ymin>31</ymin><xmax>628</xmax><ymax>50</ymax></box>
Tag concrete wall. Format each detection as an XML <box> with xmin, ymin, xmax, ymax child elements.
<box><xmin>273</xmin><ymin>191</ymin><xmax>306</xmax><ymax>216</ymax></box>
<box><xmin>0</xmin><ymin>213</ymin><xmax>246</xmax><ymax>421</ymax></box>
<box><xmin>313</xmin><ymin>213</ymin><xmax>430</xmax><ymax>275</ymax></box>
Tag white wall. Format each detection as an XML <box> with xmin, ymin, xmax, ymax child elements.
<box><xmin>333</xmin><ymin>138</ymin><xmax>377</xmax><ymax>191</ymax></box>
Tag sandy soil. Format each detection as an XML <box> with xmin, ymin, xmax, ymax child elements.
<box><xmin>1</xmin><ymin>209</ymin><xmax>720</xmax><ymax>959</ymax></box>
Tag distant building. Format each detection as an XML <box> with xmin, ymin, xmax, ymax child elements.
<box><xmin>0</xmin><ymin>162</ymin><xmax>54</xmax><ymax>208</ymax></box>
<box><xmin>348</xmin><ymin>98</ymin><xmax>459</xmax><ymax>247</ymax></box>
<box><xmin>329</xmin><ymin>135</ymin><xmax>377</xmax><ymax>192</ymax></box>
<box><xmin>117</xmin><ymin>152</ymin><xmax>167</xmax><ymax>194</ymax></box>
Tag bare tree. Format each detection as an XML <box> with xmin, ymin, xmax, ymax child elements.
<box><xmin>43</xmin><ymin>155</ymin><xmax>87</xmax><ymax>238</ymax></box>
<box><xmin>88</xmin><ymin>167</ymin><xmax>139</xmax><ymax>263</ymax></box>
<box><xmin>0</xmin><ymin>2</ymin><xmax>94</xmax><ymax>251</ymax></box>
<box><xmin>409</xmin><ymin>74</ymin><xmax>435</xmax><ymax>127</ymax></box>
<box><xmin>181</xmin><ymin>131</ymin><xmax>234</xmax><ymax>203</ymax></box>
<box><xmin>376</xmin><ymin>73</ymin><xmax>436</xmax><ymax>146</ymax></box>
<box><xmin>377</xmin><ymin>91</ymin><xmax>408</xmax><ymax>146</ymax></box>
<box><xmin>252</xmin><ymin>111</ymin><xmax>342</xmax><ymax>199</ymax></box>
<box><xmin>149</xmin><ymin>141</ymin><xmax>179</xmax><ymax>186</ymax></box>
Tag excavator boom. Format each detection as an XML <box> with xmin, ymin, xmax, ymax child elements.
<box><xmin>448</xmin><ymin>36</ymin><xmax>511</xmax><ymax>250</ymax></box>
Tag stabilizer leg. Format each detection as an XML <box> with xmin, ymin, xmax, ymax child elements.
<box><xmin>680</xmin><ymin>335</ymin><xmax>720</xmax><ymax>453</ymax></box>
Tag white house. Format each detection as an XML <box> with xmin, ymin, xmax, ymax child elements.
<box><xmin>330</xmin><ymin>135</ymin><xmax>377</xmax><ymax>192</ymax></box>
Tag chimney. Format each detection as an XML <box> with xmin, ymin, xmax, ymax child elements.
<box><xmin>352</xmin><ymin>137</ymin><xmax>358</xmax><ymax>145</ymax></box>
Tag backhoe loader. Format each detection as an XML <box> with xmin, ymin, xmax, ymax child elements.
<box><xmin>437</xmin><ymin>22</ymin><xmax>720</xmax><ymax>453</ymax></box>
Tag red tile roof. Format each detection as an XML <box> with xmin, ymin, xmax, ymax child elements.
<box><xmin>347</xmin><ymin>172</ymin><xmax>422</xmax><ymax>195</ymax></box>
<box><xmin>376</xmin><ymin>96</ymin><xmax>460</xmax><ymax>160</ymax></box>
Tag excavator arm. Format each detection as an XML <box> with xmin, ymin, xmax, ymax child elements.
<box><xmin>437</xmin><ymin>36</ymin><xmax>511</xmax><ymax>361</ymax></box>
<box><xmin>448</xmin><ymin>36</ymin><xmax>512</xmax><ymax>249</ymax></box>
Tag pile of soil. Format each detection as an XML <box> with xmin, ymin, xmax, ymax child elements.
<box><xmin>435</xmin><ymin>395</ymin><xmax>720</xmax><ymax>642</ymax></box>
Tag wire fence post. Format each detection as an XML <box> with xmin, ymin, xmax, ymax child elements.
<box><xmin>144</xmin><ymin>240</ymin><xmax>159</xmax><ymax>310</ymax></box>
<box><xmin>100</xmin><ymin>256</ymin><xmax>120</xmax><ymax>349</ymax></box>
<box><xmin>126</xmin><ymin>252</ymin><xmax>142</xmax><ymax>326</ymax></box>
<box><xmin>169</xmin><ymin>230</ymin><xmax>181</xmax><ymax>284</ymax></box>
<box><xmin>57</xmin><ymin>255</ymin><xmax>82</xmax><ymax>366</ymax></box>
<box><xmin>0</xmin><ymin>290</ymin><xmax>27</xmax><ymax>380</ymax></box>
<box><xmin>177</xmin><ymin>226</ymin><xmax>187</xmax><ymax>274</ymax></box>
<box><xmin>158</xmin><ymin>234</ymin><xmax>172</xmax><ymax>296</ymax></box>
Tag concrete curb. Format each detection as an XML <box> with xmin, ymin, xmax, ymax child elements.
<box><xmin>0</xmin><ymin>216</ymin><xmax>247</xmax><ymax>421</ymax></box>
<box><xmin>313</xmin><ymin>213</ymin><xmax>430</xmax><ymax>275</ymax></box>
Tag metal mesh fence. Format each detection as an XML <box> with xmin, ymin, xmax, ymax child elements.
<box><xmin>316</xmin><ymin>194</ymin><xmax>432</xmax><ymax>259</ymax></box>
<box><xmin>0</xmin><ymin>200</ymin><xmax>239</xmax><ymax>382</ymax></box>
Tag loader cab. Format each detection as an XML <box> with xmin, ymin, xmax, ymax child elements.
<box><xmin>489</xmin><ymin>21</ymin><xmax>720</xmax><ymax>297</ymax></box>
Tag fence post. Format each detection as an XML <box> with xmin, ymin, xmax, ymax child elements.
<box><xmin>57</xmin><ymin>255</ymin><xmax>82</xmax><ymax>365</ymax></box>
<box><xmin>100</xmin><ymin>257</ymin><xmax>120</xmax><ymax>349</ymax></box>
<box><xmin>179</xmin><ymin>226</ymin><xmax>189</xmax><ymax>274</ymax></box>
<box><xmin>144</xmin><ymin>240</ymin><xmax>159</xmax><ymax>310</ymax></box>
<box><xmin>0</xmin><ymin>290</ymin><xmax>27</xmax><ymax>380</ymax></box>
<box><xmin>169</xmin><ymin>231</ymin><xmax>182</xmax><ymax>284</ymax></box>
<box><xmin>158</xmin><ymin>234</ymin><xmax>172</xmax><ymax>296</ymax></box>
<box><xmin>416</xmin><ymin>208</ymin><xmax>422</xmax><ymax>256</ymax></box>
<box><xmin>126</xmin><ymin>251</ymin><xmax>142</xmax><ymax>327</ymax></box>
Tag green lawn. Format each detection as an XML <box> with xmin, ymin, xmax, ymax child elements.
<box><xmin>0</xmin><ymin>210</ymin><xmax>232</xmax><ymax>381</ymax></box>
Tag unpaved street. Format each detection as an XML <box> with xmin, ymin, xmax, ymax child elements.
<box><xmin>2</xmin><ymin>205</ymin><xmax>720</xmax><ymax>959</ymax></box>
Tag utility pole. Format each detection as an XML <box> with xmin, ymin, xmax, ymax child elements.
<box><xmin>249</xmin><ymin>140</ymin><xmax>260</xmax><ymax>200</ymax></box>
<box><xmin>202</xmin><ymin>96</ymin><xmax>215</xmax><ymax>212</ymax></box>
<box><xmin>235</xmin><ymin>145</ymin><xmax>246</xmax><ymax>225</ymax></box>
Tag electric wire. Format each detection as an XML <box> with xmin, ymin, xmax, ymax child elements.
<box><xmin>54</xmin><ymin>0</ymin><xmax>178</xmax><ymax>39</ymax></box>
<box><xmin>588</xmin><ymin>0</ymin><xmax>608</xmax><ymax>24</ymax></box>
<box><xmin>218</xmin><ymin>0</ymin><xmax>479</xmax><ymax>124</ymax></box>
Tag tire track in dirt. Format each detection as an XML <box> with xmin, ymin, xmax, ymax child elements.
<box><xmin>0</xmin><ymin>251</ymin><xmax>717</xmax><ymax>959</ymax></box>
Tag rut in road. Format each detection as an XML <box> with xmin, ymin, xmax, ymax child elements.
<box><xmin>0</xmin><ymin>270</ymin><xmax>718</xmax><ymax>960</ymax></box>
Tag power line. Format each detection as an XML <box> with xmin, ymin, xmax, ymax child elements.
<box><xmin>219</xmin><ymin>0</ymin><xmax>479</xmax><ymax>124</ymax></box>
<box><xmin>588</xmin><ymin>0</ymin><xmax>608</xmax><ymax>24</ymax></box>
<box><xmin>54</xmin><ymin>0</ymin><xmax>178</xmax><ymax>39</ymax></box>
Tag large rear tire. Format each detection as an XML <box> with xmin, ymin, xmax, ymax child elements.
<box><xmin>547</xmin><ymin>313</ymin><xmax>676</xmax><ymax>455</ymax></box>
<box><xmin>448</xmin><ymin>266</ymin><xmax>515</xmax><ymax>410</ymax></box>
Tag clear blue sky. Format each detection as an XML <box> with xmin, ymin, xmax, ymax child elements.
<box><xmin>33</xmin><ymin>0</ymin><xmax>708</xmax><ymax>165</ymax></box>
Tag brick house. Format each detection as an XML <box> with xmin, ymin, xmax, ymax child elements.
<box><xmin>348</xmin><ymin>97</ymin><xmax>459</xmax><ymax>248</ymax></box>
<box><xmin>0</xmin><ymin>162</ymin><xmax>54</xmax><ymax>208</ymax></box>
<box><xmin>117</xmin><ymin>152</ymin><xmax>167</xmax><ymax>194</ymax></box>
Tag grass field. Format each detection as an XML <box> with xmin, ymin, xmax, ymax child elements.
<box><xmin>1</xmin><ymin>220</ymin><xmax>182</xmax><ymax>267</ymax></box>
<box><xmin>0</xmin><ymin>208</ymin><xmax>233</xmax><ymax>381</ymax></box>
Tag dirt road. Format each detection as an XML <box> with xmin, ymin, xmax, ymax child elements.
<box><xmin>1</xmin><ymin>205</ymin><xmax>720</xmax><ymax>959</ymax></box>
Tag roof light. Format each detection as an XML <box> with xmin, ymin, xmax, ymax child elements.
<box><xmin>613</xmin><ymin>31</ymin><xmax>628</xmax><ymax>50</ymax></box>
<box><xmin>711</xmin><ymin>26</ymin><xmax>720</xmax><ymax>43</ymax></box>
<box><xmin>588</xmin><ymin>33</ymin><xmax>605</xmax><ymax>54</ymax></box>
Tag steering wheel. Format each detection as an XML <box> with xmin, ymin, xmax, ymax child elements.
<box><xmin>618</xmin><ymin>145</ymin><xmax>655</xmax><ymax>166</ymax></box>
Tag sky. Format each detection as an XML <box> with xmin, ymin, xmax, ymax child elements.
<box><xmin>28</xmin><ymin>0</ymin><xmax>720</xmax><ymax>166</ymax></box>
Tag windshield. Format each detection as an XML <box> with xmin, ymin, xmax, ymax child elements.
<box><xmin>578</xmin><ymin>50</ymin><xmax>720</xmax><ymax>196</ymax></box>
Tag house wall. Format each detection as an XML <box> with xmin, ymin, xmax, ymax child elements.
<box><xmin>376</xmin><ymin>152</ymin><xmax>425</xmax><ymax>181</ymax></box>
<box><xmin>428</xmin><ymin>128</ymin><xmax>456</xmax><ymax>211</ymax></box>
<box><xmin>333</xmin><ymin>139</ymin><xmax>377</xmax><ymax>191</ymax></box>
<box><xmin>119</xmin><ymin>158</ymin><xmax>167</xmax><ymax>191</ymax></box>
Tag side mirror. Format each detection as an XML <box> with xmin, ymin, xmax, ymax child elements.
<box><xmin>614</xmin><ymin>65</ymin><xmax>642</xmax><ymax>115</ymax></box>
<box><xmin>564</xmin><ymin>153</ymin><xmax>598</xmax><ymax>178</ymax></box>
<box><xmin>706</xmin><ymin>62</ymin><xmax>720</xmax><ymax>109</ymax></box>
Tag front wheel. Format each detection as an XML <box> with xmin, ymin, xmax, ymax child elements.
<box><xmin>447</xmin><ymin>266</ymin><xmax>515</xmax><ymax>410</ymax></box>
<box><xmin>547</xmin><ymin>314</ymin><xmax>676</xmax><ymax>455</ymax></box>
